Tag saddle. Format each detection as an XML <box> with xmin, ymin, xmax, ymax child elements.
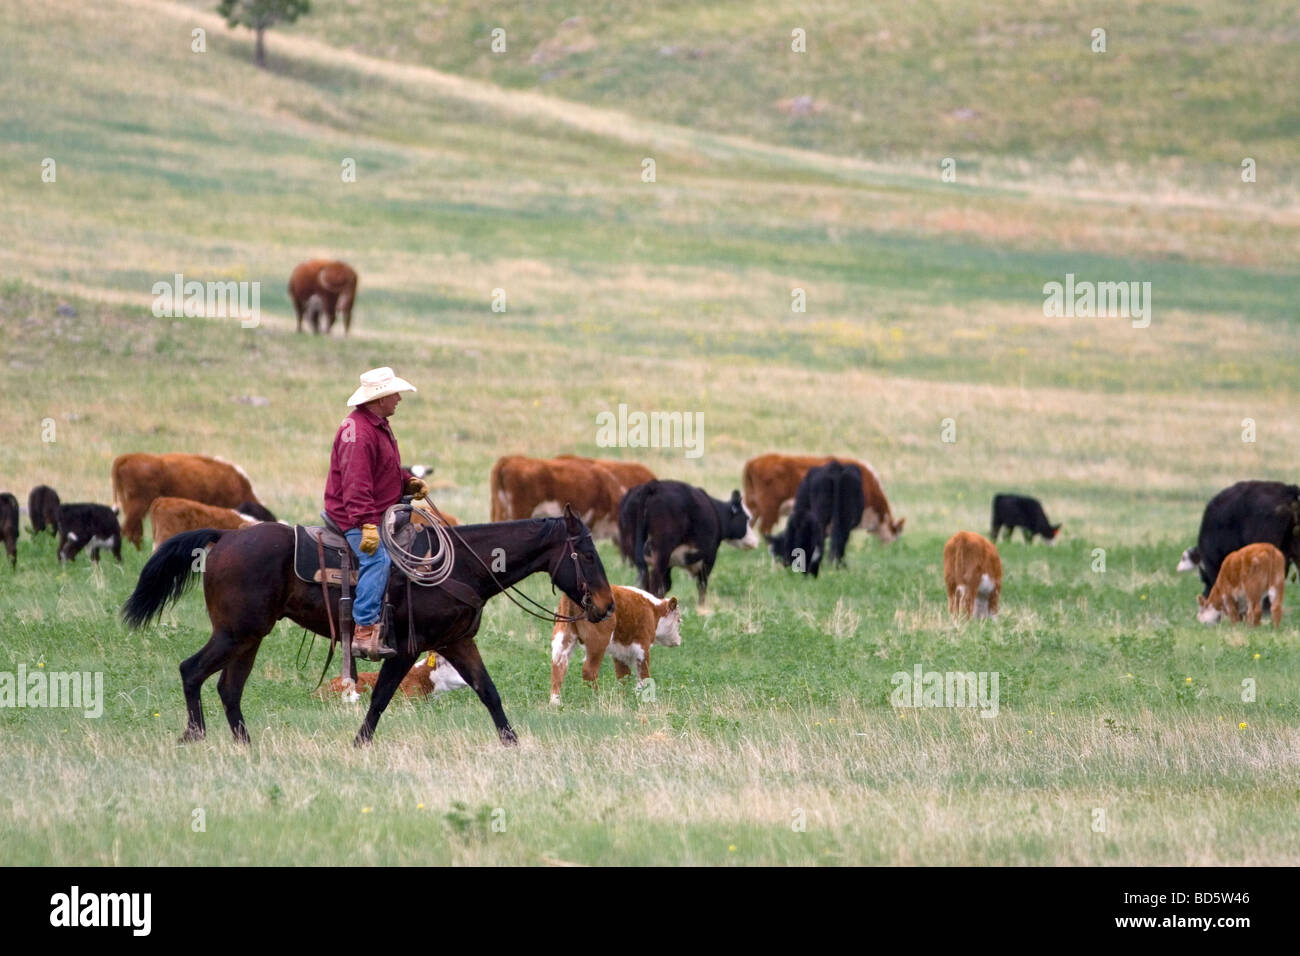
<box><xmin>292</xmin><ymin>505</ymin><xmax>434</xmax><ymax>587</ymax></box>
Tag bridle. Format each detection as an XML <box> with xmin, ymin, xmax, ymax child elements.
<box><xmin>418</xmin><ymin>501</ymin><xmax>602</xmax><ymax>624</ymax></box>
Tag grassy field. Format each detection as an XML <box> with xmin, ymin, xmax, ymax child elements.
<box><xmin>1</xmin><ymin>0</ymin><xmax>1298</xmax><ymax>865</ymax></box>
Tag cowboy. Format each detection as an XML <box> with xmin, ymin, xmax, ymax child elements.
<box><xmin>324</xmin><ymin>367</ymin><xmax>429</xmax><ymax>660</ymax></box>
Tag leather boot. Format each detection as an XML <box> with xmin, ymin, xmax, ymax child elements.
<box><xmin>352</xmin><ymin>621</ymin><xmax>396</xmax><ymax>660</ymax></box>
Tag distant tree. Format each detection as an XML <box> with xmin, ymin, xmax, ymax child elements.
<box><xmin>216</xmin><ymin>0</ymin><xmax>310</xmax><ymax>69</ymax></box>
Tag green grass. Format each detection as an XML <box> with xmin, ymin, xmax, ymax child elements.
<box><xmin>1</xmin><ymin>0</ymin><xmax>1298</xmax><ymax>865</ymax></box>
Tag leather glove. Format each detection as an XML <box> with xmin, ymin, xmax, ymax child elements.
<box><xmin>405</xmin><ymin>477</ymin><xmax>428</xmax><ymax>500</ymax></box>
<box><xmin>359</xmin><ymin>523</ymin><xmax>379</xmax><ymax>555</ymax></box>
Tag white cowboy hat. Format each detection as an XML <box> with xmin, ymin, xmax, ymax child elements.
<box><xmin>347</xmin><ymin>366</ymin><xmax>417</xmax><ymax>406</ymax></box>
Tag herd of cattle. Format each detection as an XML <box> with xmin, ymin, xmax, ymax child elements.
<box><xmin>2</xmin><ymin>450</ymin><xmax>1297</xmax><ymax>697</ymax></box>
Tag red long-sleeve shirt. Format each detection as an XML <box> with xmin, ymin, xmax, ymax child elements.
<box><xmin>323</xmin><ymin>407</ymin><xmax>404</xmax><ymax>531</ymax></box>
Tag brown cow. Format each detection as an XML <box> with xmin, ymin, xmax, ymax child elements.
<box><xmin>1197</xmin><ymin>542</ymin><xmax>1285</xmax><ymax>627</ymax></box>
<box><xmin>288</xmin><ymin>259</ymin><xmax>358</xmax><ymax>335</ymax></box>
<box><xmin>742</xmin><ymin>453</ymin><xmax>904</xmax><ymax>540</ymax></box>
<box><xmin>555</xmin><ymin>455</ymin><xmax>656</xmax><ymax>494</ymax></box>
<box><xmin>488</xmin><ymin>455</ymin><xmax>624</xmax><ymax>541</ymax></box>
<box><xmin>111</xmin><ymin>453</ymin><xmax>262</xmax><ymax>549</ymax></box>
<box><xmin>550</xmin><ymin>585</ymin><xmax>681</xmax><ymax>703</ymax></box>
<box><xmin>148</xmin><ymin>497</ymin><xmax>263</xmax><ymax>552</ymax></box>
<box><xmin>943</xmin><ymin>531</ymin><xmax>1002</xmax><ymax>618</ymax></box>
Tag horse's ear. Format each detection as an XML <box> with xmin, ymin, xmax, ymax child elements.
<box><xmin>562</xmin><ymin>502</ymin><xmax>582</xmax><ymax>531</ymax></box>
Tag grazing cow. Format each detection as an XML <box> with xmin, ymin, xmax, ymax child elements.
<box><xmin>1176</xmin><ymin>546</ymin><xmax>1201</xmax><ymax>573</ymax></box>
<box><xmin>148</xmin><ymin>497</ymin><xmax>266</xmax><ymax>551</ymax></box>
<box><xmin>57</xmin><ymin>504</ymin><xmax>122</xmax><ymax>564</ymax></box>
<box><xmin>0</xmin><ymin>493</ymin><xmax>18</xmax><ymax>568</ymax></box>
<box><xmin>555</xmin><ymin>455</ymin><xmax>656</xmax><ymax>493</ymax></box>
<box><xmin>489</xmin><ymin>455</ymin><xmax>624</xmax><ymax>540</ymax></box>
<box><xmin>768</xmin><ymin>460</ymin><xmax>865</xmax><ymax>575</ymax></box>
<box><xmin>550</xmin><ymin>585</ymin><xmax>682</xmax><ymax>703</ymax></box>
<box><xmin>990</xmin><ymin>493</ymin><xmax>1061</xmax><ymax>544</ymax></box>
<box><xmin>111</xmin><ymin>452</ymin><xmax>262</xmax><ymax>549</ymax></box>
<box><xmin>768</xmin><ymin>508</ymin><xmax>825</xmax><ymax>577</ymax></box>
<box><xmin>27</xmin><ymin>485</ymin><xmax>60</xmax><ymax>536</ymax></box>
<box><xmin>1191</xmin><ymin>481</ymin><xmax>1300</xmax><ymax>597</ymax></box>
<box><xmin>943</xmin><ymin>531</ymin><xmax>1002</xmax><ymax>618</ymax></box>
<box><xmin>324</xmin><ymin>652</ymin><xmax>468</xmax><ymax>698</ymax></box>
<box><xmin>1197</xmin><ymin>543</ymin><xmax>1285</xmax><ymax>627</ymax></box>
<box><xmin>288</xmin><ymin>259</ymin><xmax>358</xmax><ymax>335</ymax></box>
<box><xmin>741</xmin><ymin>453</ymin><xmax>904</xmax><ymax>541</ymax></box>
<box><xmin>618</xmin><ymin>479</ymin><xmax>758</xmax><ymax>602</ymax></box>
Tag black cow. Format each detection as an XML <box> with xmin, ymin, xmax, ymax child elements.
<box><xmin>1191</xmin><ymin>481</ymin><xmax>1300</xmax><ymax>597</ymax></box>
<box><xmin>235</xmin><ymin>500</ymin><xmax>277</xmax><ymax>522</ymax></box>
<box><xmin>768</xmin><ymin>508</ymin><xmax>826</xmax><ymax>576</ymax></box>
<box><xmin>991</xmin><ymin>494</ymin><xmax>1061</xmax><ymax>543</ymax></box>
<box><xmin>767</xmin><ymin>460</ymin><xmax>865</xmax><ymax>576</ymax></box>
<box><xmin>0</xmin><ymin>493</ymin><xmax>18</xmax><ymax>568</ymax></box>
<box><xmin>617</xmin><ymin>480</ymin><xmax>758</xmax><ymax>602</ymax></box>
<box><xmin>56</xmin><ymin>503</ymin><xmax>123</xmax><ymax>564</ymax></box>
<box><xmin>28</xmin><ymin>485</ymin><xmax>60</xmax><ymax>536</ymax></box>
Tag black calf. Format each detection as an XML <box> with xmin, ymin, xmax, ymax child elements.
<box><xmin>768</xmin><ymin>460</ymin><xmax>865</xmax><ymax>575</ymax></box>
<box><xmin>57</xmin><ymin>503</ymin><xmax>123</xmax><ymax>564</ymax></box>
<box><xmin>991</xmin><ymin>494</ymin><xmax>1060</xmax><ymax>543</ymax></box>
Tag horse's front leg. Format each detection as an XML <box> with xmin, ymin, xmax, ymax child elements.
<box><xmin>353</xmin><ymin>650</ymin><xmax>417</xmax><ymax>747</ymax></box>
<box><xmin>439</xmin><ymin>637</ymin><xmax>517</xmax><ymax>746</ymax></box>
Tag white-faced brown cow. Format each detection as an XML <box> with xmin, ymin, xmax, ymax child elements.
<box><xmin>1197</xmin><ymin>542</ymin><xmax>1286</xmax><ymax>627</ymax></box>
<box><xmin>147</xmin><ymin>497</ymin><xmax>272</xmax><ymax>552</ymax></box>
<box><xmin>550</xmin><ymin>585</ymin><xmax>682</xmax><ymax>703</ymax></box>
<box><xmin>288</xmin><ymin>259</ymin><xmax>358</xmax><ymax>335</ymax></box>
<box><xmin>488</xmin><ymin>455</ymin><xmax>625</xmax><ymax>541</ymax></box>
<box><xmin>943</xmin><ymin>531</ymin><xmax>1002</xmax><ymax>619</ymax></box>
<box><xmin>111</xmin><ymin>453</ymin><xmax>263</xmax><ymax>549</ymax></box>
<box><xmin>742</xmin><ymin>453</ymin><xmax>904</xmax><ymax>541</ymax></box>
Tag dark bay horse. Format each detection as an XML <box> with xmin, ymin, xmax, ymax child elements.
<box><xmin>121</xmin><ymin>506</ymin><xmax>613</xmax><ymax>747</ymax></box>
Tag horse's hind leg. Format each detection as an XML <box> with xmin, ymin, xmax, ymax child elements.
<box><xmin>178</xmin><ymin>629</ymin><xmax>242</xmax><ymax>743</ymax></box>
<box><xmin>217</xmin><ymin>639</ymin><xmax>263</xmax><ymax>743</ymax></box>
<box><xmin>437</xmin><ymin>638</ymin><xmax>517</xmax><ymax>746</ymax></box>
<box><xmin>353</xmin><ymin>650</ymin><xmax>417</xmax><ymax>748</ymax></box>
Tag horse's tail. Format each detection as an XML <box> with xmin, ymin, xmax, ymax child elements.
<box><xmin>121</xmin><ymin>529</ymin><xmax>225</xmax><ymax>628</ymax></box>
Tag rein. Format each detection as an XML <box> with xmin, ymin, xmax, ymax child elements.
<box><xmin>417</xmin><ymin>501</ymin><xmax>591</xmax><ymax>624</ymax></box>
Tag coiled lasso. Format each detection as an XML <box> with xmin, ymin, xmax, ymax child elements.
<box><xmin>380</xmin><ymin>500</ymin><xmax>456</xmax><ymax>587</ymax></box>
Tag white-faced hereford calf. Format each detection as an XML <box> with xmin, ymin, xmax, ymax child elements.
<box><xmin>1197</xmin><ymin>542</ymin><xmax>1285</xmax><ymax>627</ymax></box>
<box><xmin>550</xmin><ymin>585</ymin><xmax>682</xmax><ymax>703</ymax></box>
<box><xmin>943</xmin><ymin>531</ymin><xmax>1002</xmax><ymax>619</ymax></box>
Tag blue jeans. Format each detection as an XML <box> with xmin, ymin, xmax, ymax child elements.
<box><xmin>344</xmin><ymin>528</ymin><xmax>391</xmax><ymax>626</ymax></box>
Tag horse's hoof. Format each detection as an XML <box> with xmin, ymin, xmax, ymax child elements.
<box><xmin>353</xmin><ymin>734</ymin><xmax>372</xmax><ymax>748</ymax></box>
<box><xmin>178</xmin><ymin>729</ymin><xmax>204</xmax><ymax>744</ymax></box>
<box><xmin>499</xmin><ymin>728</ymin><xmax>519</xmax><ymax>747</ymax></box>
